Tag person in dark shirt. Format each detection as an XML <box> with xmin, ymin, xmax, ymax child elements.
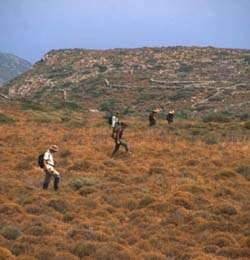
<box><xmin>111</xmin><ymin>122</ymin><xmax>129</xmax><ymax>157</ymax></box>
<box><xmin>166</xmin><ymin>110</ymin><xmax>175</xmax><ymax>124</ymax></box>
<box><xmin>149</xmin><ymin>110</ymin><xmax>157</xmax><ymax>126</ymax></box>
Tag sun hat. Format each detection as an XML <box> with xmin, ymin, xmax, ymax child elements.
<box><xmin>50</xmin><ymin>145</ymin><xmax>59</xmax><ymax>152</ymax></box>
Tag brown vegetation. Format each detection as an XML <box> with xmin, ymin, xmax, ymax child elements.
<box><xmin>0</xmin><ymin>102</ymin><xmax>249</xmax><ymax>259</ymax></box>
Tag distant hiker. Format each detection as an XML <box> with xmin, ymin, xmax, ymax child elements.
<box><xmin>111</xmin><ymin>112</ymin><xmax>120</xmax><ymax>138</ymax></box>
<box><xmin>149</xmin><ymin>110</ymin><xmax>157</xmax><ymax>126</ymax></box>
<box><xmin>166</xmin><ymin>110</ymin><xmax>175</xmax><ymax>124</ymax></box>
<box><xmin>40</xmin><ymin>145</ymin><xmax>61</xmax><ymax>191</ymax></box>
<box><xmin>111</xmin><ymin>122</ymin><xmax>129</xmax><ymax>157</ymax></box>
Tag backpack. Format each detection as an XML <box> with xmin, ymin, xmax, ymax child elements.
<box><xmin>38</xmin><ymin>153</ymin><xmax>45</xmax><ymax>168</ymax></box>
<box><xmin>108</xmin><ymin>115</ymin><xmax>113</xmax><ymax>125</ymax></box>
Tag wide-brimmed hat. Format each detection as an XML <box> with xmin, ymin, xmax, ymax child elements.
<box><xmin>153</xmin><ymin>108</ymin><xmax>161</xmax><ymax>113</ymax></box>
<box><xmin>169</xmin><ymin>110</ymin><xmax>175</xmax><ymax>114</ymax></box>
<box><xmin>50</xmin><ymin>145</ymin><xmax>59</xmax><ymax>152</ymax></box>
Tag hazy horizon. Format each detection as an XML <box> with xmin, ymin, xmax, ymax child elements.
<box><xmin>1</xmin><ymin>0</ymin><xmax>250</xmax><ymax>63</ymax></box>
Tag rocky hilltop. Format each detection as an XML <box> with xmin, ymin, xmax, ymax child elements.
<box><xmin>6</xmin><ymin>47</ymin><xmax>250</xmax><ymax>116</ymax></box>
<box><xmin>0</xmin><ymin>52</ymin><xmax>31</xmax><ymax>86</ymax></box>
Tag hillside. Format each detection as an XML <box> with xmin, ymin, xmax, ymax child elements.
<box><xmin>0</xmin><ymin>52</ymin><xmax>31</xmax><ymax>87</ymax></box>
<box><xmin>0</xmin><ymin>102</ymin><xmax>249</xmax><ymax>259</ymax></box>
<box><xmin>5</xmin><ymin>47</ymin><xmax>250</xmax><ymax>118</ymax></box>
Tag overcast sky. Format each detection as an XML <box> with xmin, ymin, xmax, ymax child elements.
<box><xmin>1</xmin><ymin>0</ymin><xmax>250</xmax><ymax>62</ymax></box>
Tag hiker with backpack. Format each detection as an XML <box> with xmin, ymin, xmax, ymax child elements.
<box><xmin>111</xmin><ymin>122</ymin><xmax>129</xmax><ymax>157</ymax></box>
<box><xmin>166</xmin><ymin>110</ymin><xmax>175</xmax><ymax>124</ymax></box>
<box><xmin>38</xmin><ymin>145</ymin><xmax>61</xmax><ymax>191</ymax></box>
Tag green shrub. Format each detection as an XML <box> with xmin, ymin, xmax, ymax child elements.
<box><xmin>21</xmin><ymin>101</ymin><xmax>45</xmax><ymax>111</ymax></box>
<box><xmin>100</xmin><ymin>99</ymin><xmax>117</xmax><ymax>112</ymax></box>
<box><xmin>139</xmin><ymin>195</ymin><xmax>155</xmax><ymax>208</ymax></box>
<box><xmin>202</xmin><ymin>112</ymin><xmax>231</xmax><ymax>123</ymax></box>
<box><xmin>0</xmin><ymin>113</ymin><xmax>15</xmax><ymax>124</ymax></box>
<box><xmin>122</xmin><ymin>106</ymin><xmax>135</xmax><ymax>115</ymax></box>
<box><xmin>203</xmin><ymin>134</ymin><xmax>218</xmax><ymax>145</ymax></box>
<box><xmin>178</xmin><ymin>63</ymin><xmax>193</xmax><ymax>73</ymax></box>
<box><xmin>236</xmin><ymin>165</ymin><xmax>250</xmax><ymax>180</ymax></box>
<box><xmin>63</xmin><ymin>212</ymin><xmax>74</xmax><ymax>222</ymax></box>
<box><xmin>94</xmin><ymin>64</ymin><xmax>108</xmax><ymax>73</ymax></box>
<box><xmin>53</xmin><ymin>101</ymin><xmax>82</xmax><ymax>111</ymax></box>
<box><xmin>244</xmin><ymin>121</ymin><xmax>250</xmax><ymax>129</ymax></box>
<box><xmin>73</xmin><ymin>242</ymin><xmax>96</xmax><ymax>257</ymax></box>
<box><xmin>11</xmin><ymin>242</ymin><xmax>27</xmax><ymax>256</ymax></box>
<box><xmin>48</xmin><ymin>199</ymin><xmax>68</xmax><ymax>213</ymax></box>
<box><xmin>0</xmin><ymin>226</ymin><xmax>22</xmax><ymax>240</ymax></box>
<box><xmin>244</xmin><ymin>55</ymin><xmax>250</xmax><ymax>64</ymax></box>
<box><xmin>169</xmin><ymin>89</ymin><xmax>193</xmax><ymax>101</ymax></box>
<box><xmin>176</xmin><ymin>110</ymin><xmax>190</xmax><ymax>120</ymax></box>
<box><xmin>70</xmin><ymin>177</ymin><xmax>98</xmax><ymax>191</ymax></box>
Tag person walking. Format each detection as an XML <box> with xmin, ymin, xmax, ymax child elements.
<box><xmin>166</xmin><ymin>110</ymin><xmax>175</xmax><ymax>124</ymax></box>
<box><xmin>111</xmin><ymin>122</ymin><xmax>129</xmax><ymax>157</ymax></box>
<box><xmin>42</xmin><ymin>145</ymin><xmax>61</xmax><ymax>191</ymax></box>
<box><xmin>149</xmin><ymin>110</ymin><xmax>157</xmax><ymax>126</ymax></box>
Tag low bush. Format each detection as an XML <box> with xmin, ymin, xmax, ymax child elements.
<box><xmin>139</xmin><ymin>195</ymin><xmax>155</xmax><ymax>208</ymax></box>
<box><xmin>11</xmin><ymin>242</ymin><xmax>28</xmax><ymax>256</ymax></box>
<box><xmin>100</xmin><ymin>99</ymin><xmax>117</xmax><ymax>112</ymax></box>
<box><xmin>169</xmin><ymin>89</ymin><xmax>193</xmax><ymax>101</ymax></box>
<box><xmin>215</xmin><ymin>170</ymin><xmax>236</xmax><ymax>180</ymax></box>
<box><xmin>63</xmin><ymin>212</ymin><xmax>74</xmax><ymax>222</ymax></box>
<box><xmin>70</xmin><ymin>177</ymin><xmax>98</xmax><ymax>191</ymax></box>
<box><xmin>148</xmin><ymin>167</ymin><xmax>166</xmax><ymax>175</ymax></box>
<box><xmin>202</xmin><ymin>112</ymin><xmax>231</xmax><ymax>123</ymax></box>
<box><xmin>244</xmin><ymin>121</ymin><xmax>250</xmax><ymax>129</ymax></box>
<box><xmin>0</xmin><ymin>225</ymin><xmax>22</xmax><ymax>240</ymax></box>
<box><xmin>203</xmin><ymin>134</ymin><xmax>218</xmax><ymax>145</ymax></box>
<box><xmin>36</xmin><ymin>249</ymin><xmax>56</xmax><ymax>260</ymax></box>
<box><xmin>0</xmin><ymin>113</ymin><xmax>15</xmax><ymax>124</ymax></box>
<box><xmin>48</xmin><ymin>199</ymin><xmax>68</xmax><ymax>214</ymax></box>
<box><xmin>72</xmin><ymin>242</ymin><xmax>97</xmax><ymax>258</ymax></box>
<box><xmin>236</xmin><ymin>165</ymin><xmax>250</xmax><ymax>180</ymax></box>
<box><xmin>215</xmin><ymin>204</ymin><xmax>237</xmax><ymax>216</ymax></box>
<box><xmin>21</xmin><ymin>101</ymin><xmax>45</xmax><ymax>111</ymax></box>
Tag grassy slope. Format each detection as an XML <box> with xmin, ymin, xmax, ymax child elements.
<box><xmin>0</xmin><ymin>103</ymin><xmax>250</xmax><ymax>259</ymax></box>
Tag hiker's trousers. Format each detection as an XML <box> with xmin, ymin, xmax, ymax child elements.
<box><xmin>43</xmin><ymin>166</ymin><xmax>60</xmax><ymax>190</ymax></box>
<box><xmin>112</xmin><ymin>139</ymin><xmax>128</xmax><ymax>156</ymax></box>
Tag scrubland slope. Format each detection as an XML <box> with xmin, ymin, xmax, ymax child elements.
<box><xmin>0</xmin><ymin>103</ymin><xmax>249</xmax><ymax>259</ymax></box>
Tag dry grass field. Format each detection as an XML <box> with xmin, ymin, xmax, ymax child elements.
<box><xmin>0</xmin><ymin>102</ymin><xmax>249</xmax><ymax>259</ymax></box>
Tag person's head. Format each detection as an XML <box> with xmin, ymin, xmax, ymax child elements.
<box><xmin>116</xmin><ymin>112</ymin><xmax>119</xmax><ymax>116</ymax></box>
<box><xmin>49</xmin><ymin>145</ymin><xmax>59</xmax><ymax>153</ymax></box>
